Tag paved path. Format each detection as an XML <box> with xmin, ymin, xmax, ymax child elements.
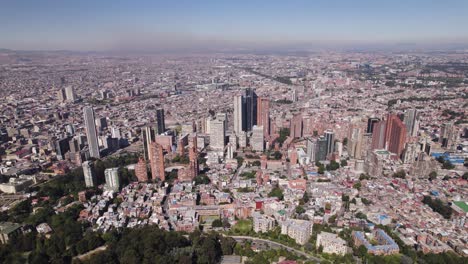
<box><xmin>73</xmin><ymin>245</ymin><xmax>108</xmax><ymax>261</ymax></box>
<box><xmin>228</xmin><ymin>235</ymin><xmax>321</xmax><ymax>263</ymax></box>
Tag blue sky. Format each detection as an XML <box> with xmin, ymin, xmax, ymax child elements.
<box><xmin>1</xmin><ymin>0</ymin><xmax>467</xmax><ymax>50</ymax></box>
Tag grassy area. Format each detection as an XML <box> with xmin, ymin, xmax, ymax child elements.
<box><xmin>232</xmin><ymin>219</ymin><xmax>253</xmax><ymax>233</ymax></box>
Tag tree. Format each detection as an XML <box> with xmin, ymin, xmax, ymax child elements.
<box><xmin>268</xmin><ymin>187</ymin><xmax>284</xmax><ymax>200</ymax></box>
<box><xmin>463</xmin><ymin>172</ymin><xmax>468</xmax><ymax>180</ymax></box>
<box><xmin>272</xmin><ymin>151</ymin><xmax>282</xmax><ymax>160</ymax></box>
<box><xmin>355</xmin><ymin>212</ymin><xmax>367</xmax><ymax>219</ymax></box>
<box><xmin>392</xmin><ymin>170</ymin><xmax>406</xmax><ymax>179</ymax></box>
<box><xmin>220</xmin><ymin>237</ymin><xmax>236</xmax><ymax>255</ymax></box>
<box><xmin>340</xmin><ymin>160</ymin><xmax>348</xmax><ymax>167</ymax></box>
<box><xmin>212</xmin><ymin>219</ymin><xmax>223</xmax><ymax>228</ymax></box>
<box><xmin>343</xmin><ymin>137</ymin><xmax>348</xmax><ymax>146</ymax></box>
<box><xmin>356</xmin><ymin>245</ymin><xmax>367</xmax><ymax>257</ymax></box>
<box><xmin>359</xmin><ymin>173</ymin><xmax>370</xmax><ymax>180</ymax></box>
<box><xmin>326</xmin><ymin>160</ymin><xmax>340</xmax><ymax>171</ymax></box>
<box><xmin>442</xmin><ymin>160</ymin><xmax>455</xmax><ymax>170</ymax></box>
<box><xmin>295</xmin><ymin>206</ymin><xmax>305</xmax><ymax>214</ymax></box>
<box><xmin>342</xmin><ymin>194</ymin><xmax>350</xmax><ymax>202</ymax></box>
<box><xmin>429</xmin><ymin>171</ymin><xmax>437</xmax><ymax>181</ymax></box>
<box><xmin>353</xmin><ymin>181</ymin><xmax>362</xmax><ymax>190</ymax></box>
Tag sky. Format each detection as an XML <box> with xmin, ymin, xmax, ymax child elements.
<box><xmin>1</xmin><ymin>0</ymin><xmax>468</xmax><ymax>51</ymax></box>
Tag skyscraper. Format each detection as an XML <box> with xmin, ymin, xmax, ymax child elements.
<box><xmin>156</xmin><ymin>108</ymin><xmax>165</xmax><ymax>134</ymax></box>
<box><xmin>403</xmin><ymin>109</ymin><xmax>419</xmax><ymax>137</ymax></box>
<box><xmin>348</xmin><ymin>126</ymin><xmax>363</xmax><ymax>159</ymax></box>
<box><xmin>257</xmin><ymin>97</ymin><xmax>270</xmax><ymax>138</ymax></box>
<box><xmin>290</xmin><ymin>114</ymin><xmax>303</xmax><ymax>139</ymax></box>
<box><xmin>64</xmin><ymin>86</ymin><xmax>76</xmax><ymax>102</ymax></box>
<box><xmin>385</xmin><ymin>114</ymin><xmax>407</xmax><ymax>157</ymax></box>
<box><xmin>251</xmin><ymin>125</ymin><xmax>264</xmax><ymax>152</ymax></box>
<box><xmin>149</xmin><ymin>142</ymin><xmax>165</xmax><ymax>181</ymax></box>
<box><xmin>104</xmin><ymin>167</ymin><xmax>120</xmax><ymax>191</ymax></box>
<box><xmin>142</xmin><ymin>126</ymin><xmax>156</xmax><ymax>161</ymax></box>
<box><xmin>188</xmin><ymin>144</ymin><xmax>198</xmax><ymax>180</ymax></box>
<box><xmin>135</xmin><ymin>158</ymin><xmax>148</xmax><ymax>182</ymax></box>
<box><xmin>367</xmin><ymin>118</ymin><xmax>380</xmax><ymax>134</ymax></box>
<box><xmin>324</xmin><ymin>130</ymin><xmax>335</xmax><ymax>156</ymax></box>
<box><xmin>306</xmin><ymin>138</ymin><xmax>316</xmax><ymax>162</ymax></box>
<box><xmin>210</xmin><ymin>118</ymin><xmax>225</xmax><ymax>150</ymax></box>
<box><xmin>83</xmin><ymin>106</ymin><xmax>100</xmax><ymax>159</ymax></box>
<box><xmin>439</xmin><ymin>122</ymin><xmax>458</xmax><ymax>150</ymax></box>
<box><xmin>371</xmin><ymin>121</ymin><xmax>386</xmax><ymax>150</ymax></box>
<box><xmin>82</xmin><ymin>161</ymin><xmax>96</xmax><ymax>187</ymax></box>
<box><xmin>233</xmin><ymin>95</ymin><xmax>243</xmax><ymax>135</ymax></box>
<box><xmin>57</xmin><ymin>88</ymin><xmax>66</xmax><ymax>102</ymax></box>
<box><xmin>233</xmin><ymin>89</ymin><xmax>258</xmax><ymax>133</ymax></box>
<box><xmin>291</xmin><ymin>89</ymin><xmax>297</xmax><ymax>102</ymax></box>
<box><xmin>316</xmin><ymin>136</ymin><xmax>328</xmax><ymax>161</ymax></box>
<box><xmin>244</xmin><ymin>88</ymin><xmax>258</xmax><ymax>132</ymax></box>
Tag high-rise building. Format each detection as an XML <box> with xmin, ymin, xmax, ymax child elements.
<box><xmin>233</xmin><ymin>95</ymin><xmax>244</xmax><ymax>135</ymax></box>
<box><xmin>348</xmin><ymin>126</ymin><xmax>363</xmax><ymax>159</ymax></box>
<box><xmin>291</xmin><ymin>89</ymin><xmax>298</xmax><ymax>102</ymax></box>
<box><xmin>306</xmin><ymin>138</ymin><xmax>316</xmax><ymax>162</ymax></box>
<box><xmin>156</xmin><ymin>108</ymin><xmax>165</xmax><ymax>134</ymax></box>
<box><xmin>216</xmin><ymin>113</ymin><xmax>228</xmax><ymax>134</ymax></box>
<box><xmin>134</xmin><ymin>158</ymin><xmax>148</xmax><ymax>182</ymax></box>
<box><xmin>188</xmin><ymin>145</ymin><xmax>198</xmax><ymax>180</ymax></box>
<box><xmin>83</xmin><ymin>106</ymin><xmax>100</xmax><ymax>159</ymax></box>
<box><xmin>403</xmin><ymin>109</ymin><xmax>419</xmax><ymax>137</ymax></box>
<box><xmin>233</xmin><ymin>89</ymin><xmax>258</xmax><ymax>133</ymax></box>
<box><xmin>439</xmin><ymin>122</ymin><xmax>458</xmax><ymax>150</ymax></box>
<box><xmin>367</xmin><ymin>118</ymin><xmax>380</xmax><ymax>134</ymax></box>
<box><xmin>226</xmin><ymin>143</ymin><xmax>235</xmax><ymax>159</ymax></box>
<box><xmin>111</xmin><ymin>127</ymin><xmax>121</xmax><ymax>139</ymax></box>
<box><xmin>316</xmin><ymin>136</ymin><xmax>328</xmax><ymax>161</ymax></box>
<box><xmin>142</xmin><ymin>126</ymin><xmax>156</xmax><ymax>161</ymax></box>
<box><xmin>209</xmin><ymin>118</ymin><xmax>225</xmax><ymax>150</ymax></box>
<box><xmin>385</xmin><ymin>114</ymin><xmax>407</xmax><ymax>157</ymax></box>
<box><xmin>371</xmin><ymin>121</ymin><xmax>387</xmax><ymax>150</ymax></box>
<box><xmin>324</xmin><ymin>130</ymin><xmax>335</xmax><ymax>156</ymax></box>
<box><xmin>256</xmin><ymin>97</ymin><xmax>270</xmax><ymax>138</ymax></box>
<box><xmin>251</xmin><ymin>125</ymin><xmax>264</xmax><ymax>152</ymax></box>
<box><xmin>104</xmin><ymin>167</ymin><xmax>120</xmax><ymax>191</ymax></box>
<box><xmin>57</xmin><ymin>88</ymin><xmax>66</xmax><ymax>102</ymax></box>
<box><xmin>64</xmin><ymin>86</ymin><xmax>76</xmax><ymax>102</ymax></box>
<box><xmin>290</xmin><ymin>114</ymin><xmax>303</xmax><ymax>138</ymax></box>
<box><xmin>55</xmin><ymin>137</ymin><xmax>70</xmax><ymax>160</ymax></box>
<box><xmin>82</xmin><ymin>161</ymin><xmax>96</xmax><ymax>187</ymax></box>
<box><xmin>95</xmin><ymin>117</ymin><xmax>108</xmax><ymax>131</ymax></box>
<box><xmin>244</xmin><ymin>88</ymin><xmax>258</xmax><ymax>131</ymax></box>
<box><xmin>149</xmin><ymin>142</ymin><xmax>165</xmax><ymax>181</ymax></box>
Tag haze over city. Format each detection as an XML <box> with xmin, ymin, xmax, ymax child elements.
<box><xmin>1</xmin><ymin>0</ymin><xmax>468</xmax><ymax>51</ymax></box>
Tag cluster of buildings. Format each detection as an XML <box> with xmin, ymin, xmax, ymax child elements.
<box><xmin>0</xmin><ymin>50</ymin><xmax>467</xmax><ymax>259</ymax></box>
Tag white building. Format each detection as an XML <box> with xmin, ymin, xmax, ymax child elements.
<box><xmin>233</xmin><ymin>95</ymin><xmax>243</xmax><ymax>135</ymax></box>
<box><xmin>251</xmin><ymin>125</ymin><xmax>264</xmax><ymax>152</ymax></box>
<box><xmin>104</xmin><ymin>167</ymin><xmax>120</xmax><ymax>192</ymax></box>
<box><xmin>316</xmin><ymin>231</ymin><xmax>349</xmax><ymax>255</ymax></box>
<box><xmin>64</xmin><ymin>86</ymin><xmax>76</xmax><ymax>102</ymax></box>
<box><xmin>281</xmin><ymin>219</ymin><xmax>313</xmax><ymax>245</ymax></box>
<box><xmin>252</xmin><ymin>212</ymin><xmax>275</xmax><ymax>233</ymax></box>
<box><xmin>210</xmin><ymin>118</ymin><xmax>225</xmax><ymax>151</ymax></box>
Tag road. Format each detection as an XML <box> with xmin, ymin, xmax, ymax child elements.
<box><xmin>228</xmin><ymin>235</ymin><xmax>321</xmax><ymax>263</ymax></box>
<box><xmin>73</xmin><ymin>245</ymin><xmax>108</xmax><ymax>261</ymax></box>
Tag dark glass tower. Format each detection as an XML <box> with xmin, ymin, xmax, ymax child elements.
<box><xmin>243</xmin><ymin>88</ymin><xmax>257</xmax><ymax>132</ymax></box>
<box><xmin>156</xmin><ymin>108</ymin><xmax>165</xmax><ymax>134</ymax></box>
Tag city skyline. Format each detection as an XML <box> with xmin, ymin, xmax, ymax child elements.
<box><xmin>1</xmin><ymin>0</ymin><xmax>468</xmax><ymax>51</ymax></box>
